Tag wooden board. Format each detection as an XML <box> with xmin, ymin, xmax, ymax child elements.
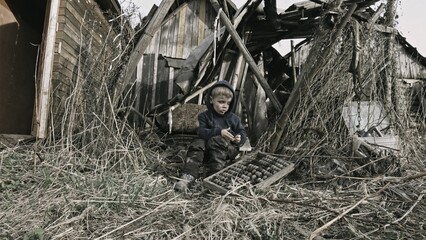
<box><xmin>155</xmin><ymin>57</ymin><xmax>170</xmax><ymax>106</ymax></box>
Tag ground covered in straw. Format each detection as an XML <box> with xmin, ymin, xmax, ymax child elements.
<box><xmin>1</xmin><ymin>131</ymin><xmax>425</xmax><ymax>240</ymax></box>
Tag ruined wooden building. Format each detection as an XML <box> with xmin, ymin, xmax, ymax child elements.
<box><xmin>124</xmin><ymin>0</ymin><xmax>425</xmax><ymax>152</ymax></box>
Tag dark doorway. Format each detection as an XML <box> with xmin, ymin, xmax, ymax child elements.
<box><xmin>0</xmin><ymin>0</ymin><xmax>46</xmax><ymax>134</ymax></box>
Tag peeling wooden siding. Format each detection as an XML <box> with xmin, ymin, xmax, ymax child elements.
<box><xmin>394</xmin><ymin>43</ymin><xmax>426</xmax><ymax>79</ymax></box>
<box><xmin>49</xmin><ymin>0</ymin><xmax>120</xmax><ymax>133</ymax></box>
<box><xmin>136</xmin><ymin>0</ymin><xmax>215</xmax><ymax>113</ymax></box>
<box><xmin>146</xmin><ymin>0</ymin><xmax>215</xmax><ymax>57</ymax></box>
<box><xmin>293</xmin><ymin>38</ymin><xmax>426</xmax><ymax>80</ymax></box>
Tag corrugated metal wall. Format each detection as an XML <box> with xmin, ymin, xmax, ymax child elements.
<box><xmin>135</xmin><ymin>0</ymin><xmax>216</xmax><ymax>113</ymax></box>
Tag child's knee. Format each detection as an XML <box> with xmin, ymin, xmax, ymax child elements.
<box><xmin>206</xmin><ymin>135</ymin><xmax>228</xmax><ymax>150</ymax></box>
<box><xmin>188</xmin><ymin>138</ymin><xmax>206</xmax><ymax>151</ymax></box>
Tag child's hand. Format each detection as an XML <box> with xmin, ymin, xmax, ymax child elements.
<box><xmin>234</xmin><ymin>134</ymin><xmax>241</xmax><ymax>144</ymax></box>
<box><xmin>221</xmin><ymin>128</ymin><xmax>235</xmax><ymax>142</ymax></box>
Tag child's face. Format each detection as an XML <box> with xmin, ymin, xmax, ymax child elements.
<box><xmin>210</xmin><ymin>95</ymin><xmax>232</xmax><ymax>115</ymax></box>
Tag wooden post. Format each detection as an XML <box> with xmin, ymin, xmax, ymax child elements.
<box><xmin>290</xmin><ymin>40</ymin><xmax>297</xmax><ymax>84</ymax></box>
<box><xmin>350</xmin><ymin>20</ymin><xmax>360</xmax><ymax>81</ymax></box>
<box><xmin>367</xmin><ymin>3</ymin><xmax>385</xmax><ymax>29</ymax></box>
<box><xmin>35</xmin><ymin>0</ymin><xmax>61</xmax><ymax>138</ymax></box>
<box><xmin>231</xmin><ymin>51</ymin><xmax>245</xmax><ymax>89</ymax></box>
<box><xmin>209</xmin><ymin>0</ymin><xmax>282</xmax><ymax>112</ymax></box>
<box><xmin>383</xmin><ymin>0</ymin><xmax>398</xmax><ymax>118</ymax></box>
<box><xmin>269</xmin><ymin>3</ymin><xmax>358</xmax><ymax>153</ymax></box>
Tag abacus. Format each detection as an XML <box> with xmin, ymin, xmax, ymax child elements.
<box><xmin>203</xmin><ymin>152</ymin><xmax>295</xmax><ymax>194</ymax></box>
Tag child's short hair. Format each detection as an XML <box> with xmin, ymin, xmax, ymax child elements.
<box><xmin>211</xmin><ymin>86</ymin><xmax>233</xmax><ymax>99</ymax></box>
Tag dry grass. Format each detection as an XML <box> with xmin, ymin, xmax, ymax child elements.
<box><xmin>1</xmin><ymin>142</ymin><xmax>425</xmax><ymax>239</ymax></box>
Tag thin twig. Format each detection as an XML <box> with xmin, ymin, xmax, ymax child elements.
<box><xmin>94</xmin><ymin>195</ymin><xmax>178</xmax><ymax>240</ymax></box>
<box><xmin>309</xmin><ymin>183</ymin><xmax>390</xmax><ymax>240</ymax></box>
<box><xmin>390</xmin><ymin>193</ymin><xmax>424</xmax><ymax>225</ymax></box>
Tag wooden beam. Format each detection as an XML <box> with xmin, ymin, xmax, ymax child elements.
<box><xmin>269</xmin><ymin>3</ymin><xmax>358</xmax><ymax>153</ymax></box>
<box><xmin>35</xmin><ymin>0</ymin><xmax>61</xmax><ymax>138</ymax></box>
<box><xmin>367</xmin><ymin>3</ymin><xmax>385</xmax><ymax>28</ymax></box>
<box><xmin>308</xmin><ymin>0</ymin><xmax>327</xmax><ymax>4</ymax></box>
<box><xmin>193</xmin><ymin>0</ymin><xmax>260</xmax><ymax>88</ymax></box>
<box><xmin>122</xmin><ymin>0</ymin><xmax>175</xmax><ymax>87</ymax></box>
<box><xmin>198</xmin><ymin>0</ymin><xmax>207</xmax><ymax>45</ymax></box>
<box><xmin>383</xmin><ymin>0</ymin><xmax>397</xmax><ymax>119</ymax></box>
<box><xmin>209</xmin><ymin>0</ymin><xmax>282</xmax><ymax>112</ymax></box>
<box><xmin>374</xmin><ymin>24</ymin><xmax>396</xmax><ymax>34</ymax></box>
<box><xmin>291</xmin><ymin>40</ymin><xmax>297</xmax><ymax>84</ymax></box>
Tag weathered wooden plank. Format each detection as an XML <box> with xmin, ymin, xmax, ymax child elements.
<box><xmin>151</xmin><ymin>31</ymin><xmax>160</xmax><ymax>108</ymax></box>
<box><xmin>56</xmin><ymin>26</ymin><xmax>79</xmax><ymax>51</ymax></box>
<box><xmin>163</xmin><ymin>15</ymin><xmax>173</xmax><ymax>57</ymax></box>
<box><xmin>176</xmin><ymin>5</ymin><xmax>187</xmax><ymax>58</ymax></box>
<box><xmin>145</xmin><ymin>32</ymin><xmax>156</xmax><ymax>54</ymax></box>
<box><xmin>64</xmin><ymin>3</ymin><xmax>107</xmax><ymax>45</ymax></box>
<box><xmin>243</xmin><ymin>71</ymin><xmax>257</xmax><ymax>139</ymax></box>
<box><xmin>205</xmin><ymin>1</ymin><xmax>214</xmax><ymax>35</ymax></box>
<box><xmin>169</xmin><ymin>13</ymin><xmax>179</xmax><ymax>58</ymax></box>
<box><xmin>182</xmin><ymin>2</ymin><xmax>195</xmax><ymax>58</ymax></box>
<box><xmin>198</xmin><ymin>0</ymin><xmax>207</xmax><ymax>45</ymax></box>
<box><xmin>133</xmin><ymin>57</ymin><xmax>144</xmax><ymax>124</ymax></box>
<box><xmin>140</xmin><ymin>54</ymin><xmax>155</xmax><ymax>113</ymax></box>
<box><xmin>123</xmin><ymin>0</ymin><xmax>175</xmax><ymax>86</ymax></box>
<box><xmin>53</xmin><ymin>44</ymin><xmax>78</xmax><ymax>74</ymax></box>
<box><xmin>367</xmin><ymin>3</ymin><xmax>385</xmax><ymax>28</ymax></box>
<box><xmin>156</xmin><ymin>57</ymin><xmax>170</xmax><ymax>106</ymax></box>
<box><xmin>168</xmin><ymin>68</ymin><xmax>175</xmax><ymax>99</ymax></box>
<box><xmin>57</xmin><ymin>23</ymin><xmax>79</xmax><ymax>54</ymax></box>
<box><xmin>218</xmin><ymin>49</ymin><xmax>234</xmax><ymax>80</ymax></box>
<box><xmin>159</xmin><ymin>20</ymin><xmax>170</xmax><ymax>55</ymax></box>
<box><xmin>58</xmin><ymin>3</ymin><xmax>82</xmax><ymax>27</ymax></box>
<box><xmin>36</xmin><ymin>0</ymin><xmax>60</xmax><ymax>138</ymax></box>
<box><xmin>252</xmin><ymin>56</ymin><xmax>268</xmax><ymax>144</ymax></box>
<box><xmin>58</xmin><ymin>11</ymin><xmax>106</xmax><ymax>54</ymax></box>
<box><xmin>191</xmin><ymin>0</ymin><xmax>200</xmax><ymax>49</ymax></box>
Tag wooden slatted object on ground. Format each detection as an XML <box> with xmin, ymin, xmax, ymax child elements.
<box><xmin>203</xmin><ymin>152</ymin><xmax>295</xmax><ymax>194</ymax></box>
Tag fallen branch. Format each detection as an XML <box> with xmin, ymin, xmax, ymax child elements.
<box><xmin>380</xmin><ymin>172</ymin><xmax>426</xmax><ymax>183</ymax></box>
<box><xmin>388</xmin><ymin>193</ymin><xmax>424</xmax><ymax>227</ymax></box>
<box><xmin>94</xmin><ymin>194</ymin><xmax>178</xmax><ymax>239</ymax></box>
<box><xmin>309</xmin><ymin>183</ymin><xmax>390</xmax><ymax>240</ymax></box>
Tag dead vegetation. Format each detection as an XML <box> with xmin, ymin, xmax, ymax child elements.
<box><xmin>1</xmin><ymin>0</ymin><xmax>426</xmax><ymax>239</ymax></box>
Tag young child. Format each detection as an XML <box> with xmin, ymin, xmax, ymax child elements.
<box><xmin>174</xmin><ymin>80</ymin><xmax>247</xmax><ymax>192</ymax></box>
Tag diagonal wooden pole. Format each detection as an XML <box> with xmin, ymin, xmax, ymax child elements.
<box><xmin>210</xmin><ymin>0</ymin><xmax>282</xmax><ymax>112</ymax></box>
<box><xmin>122</xmin><ymin>0</ymin><xmax>175</xmax><ymax>87</ymax></box>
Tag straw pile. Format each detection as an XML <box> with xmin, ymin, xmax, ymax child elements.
<box><xmin>1</xmin><ymin>2</ymin><xmax>425</xmax><ymax>240</ymax></box>
<box><xmin>1</xmin><ymin>139</ymin><xmax>425</xmax><ymax>239</ymax></box>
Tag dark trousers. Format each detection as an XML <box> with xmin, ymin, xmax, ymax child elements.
<box><xmin>182</xmin><ymin>136</ymin><xmax>239</xmax><ymax>178</ymax></box>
